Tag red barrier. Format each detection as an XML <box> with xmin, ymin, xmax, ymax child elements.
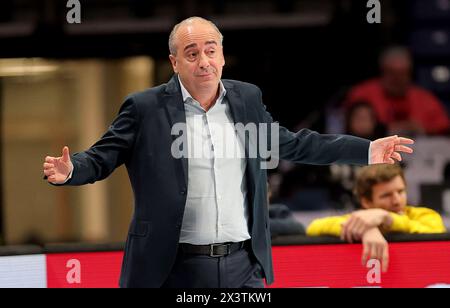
<box><xmin>270</xmin><ymin>241</ymin><xmax>450</xmax><ymax>288</ymax></box>
<box><xmin>41</xmin><ymin>241</ymin><xmax>450</xmax><ymax>288</ymax></box>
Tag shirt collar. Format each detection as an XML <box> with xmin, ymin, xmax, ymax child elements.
<box><xmin>178</xmin><ymin>75</ymin><xmax>227</xmax><ymax>104</ymax></box>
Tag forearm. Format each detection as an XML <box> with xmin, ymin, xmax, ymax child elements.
<box><xmin>278</xmin><ymin>129</ymin><xmax>371</xmax><ymax>166</ymax></box>
<box><xmin>50</xmin><ymin>96</ymin><xmax>138</xmax><ymax>186</ymax></box>
<box><xmin>307</xmin><ymin>217</ymin><xmax>347</xmax><ymax>237</ymax></box>
<box><xmin>387</xmin><ymin>213</ymin><xmax>447</xmax><ymax>234</ymax></box>
<box><xmin>255</xmin><ymin>87</ymin><xmax>371</xmax><ymax>166</ymax></box>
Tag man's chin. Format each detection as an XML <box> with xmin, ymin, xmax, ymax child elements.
<box><xmin>391</xmin><ymin>206</ymin><xmax>405</xmax><ymax>214</ymax></box>
<box><xmin>197</xmin><ymin>74</ymin><xmax>217</xmax><ymax>82</ymax></box>
<box><xmin>197</xmin><ymin>77</ymin><xmax>219</xmax><ymax>86</ymax></box>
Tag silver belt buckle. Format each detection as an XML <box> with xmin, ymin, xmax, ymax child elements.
<box><xmin>209</xmin><ymin>243</ymin><xmax>229</xmax><ymax>257</ymax></box>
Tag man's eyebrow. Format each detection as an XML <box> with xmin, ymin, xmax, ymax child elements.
<box><xmin>183</xmin><ymin>41</ymin><xmax>218</xmax><ymax>52</ymax></box>
<box><xmin>183</xmin><ymin>43</ymin><xmax>197</xmax><ymax>52</ymax></box>
<box><xmin>205</xmin><ymin>40</ymin><xmax>218</xmax><ymax>46</ymax></box>
<box><xmin>184</xmin><ymin>41</ymin><xmax>218</xmax><ymax>51</ymax></box>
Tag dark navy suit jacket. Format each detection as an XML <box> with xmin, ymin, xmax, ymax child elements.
<box><xmin>56</xmin><ymin>75</ymin><xmax>370</xmax><ymax>287</ymax></box>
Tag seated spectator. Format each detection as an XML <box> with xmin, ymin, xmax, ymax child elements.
<box><xmin>346</xmin><ymin>46</ymin><xmax>450</xmax><ymax>136</ymax></box>
<box><xmin>326</xmin><ymin>102</ymin><xmax>388</xmax><ymax>209</ymax></box>
<box><xmin>269</xmin><ymin>203</ymin><xmax>305</xmax><ymax>237</ymax></box>
<box><xmin>345</xmin><ymin>101</ymin><xmax>387</xmax><ymax>140</ymax></box>
<box><xmin>267</xmin><ymin>183</ymin><xmax>305</xmax><ymax>237</ymax></box>
<box><xmin>307</xmin><ymin>164</ymin><xmax>447</xmax><ymax>271</ymax></box>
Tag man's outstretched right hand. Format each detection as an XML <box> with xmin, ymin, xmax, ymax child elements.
<box><xmin>43</xmin><ymin>146</ymin><xmax>74</xmax><ymax>184</ymax></box>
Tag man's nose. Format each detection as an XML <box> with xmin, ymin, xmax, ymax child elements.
<box><xmin>198</xmin><ymin>53</ymin><xmax>210</xmax><ymax>69</ymax></box>
<box><xmin>392</xmin><ymin>192</ymin><xmax>401</xmax><ymax>203</ymax></box>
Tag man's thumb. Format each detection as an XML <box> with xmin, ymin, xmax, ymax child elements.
<box><xmin>62</xmin><ymin>146</ymin><xmax>70</xmax><ymax>162</ymax></box>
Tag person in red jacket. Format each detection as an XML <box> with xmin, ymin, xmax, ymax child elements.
<box><xmin>346</xmin><ymin>47</ymin><xmax>450</xmax><ymax>136</ymax></box>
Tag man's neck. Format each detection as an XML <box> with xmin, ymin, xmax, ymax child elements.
<box><xmin>194</xmin><ymin>88</ymin><xmax>220</xmax><ymax>111</ymax></box>
<box><xmin>179</xmin><ymin>77</ymin><xmax>221</xmax><ymax>111</ymax></box>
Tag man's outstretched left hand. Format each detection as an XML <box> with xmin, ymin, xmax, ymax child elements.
<box><xmin>370</xmin><ymin>135</ymin><xmax>414</xmax><ymax>165</ymax></box>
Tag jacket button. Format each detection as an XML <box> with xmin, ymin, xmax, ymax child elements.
<box><xmin>180</xmin><ymin>189</ymin><xmax>187</xmax><ymax>195</ymax></box>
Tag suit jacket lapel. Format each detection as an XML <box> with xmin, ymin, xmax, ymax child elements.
<box><xmin>224</xmin><ymin>81</ymin><xmax>247</xmax><ymax>127</ymax></box>
<box><xmin>223</xmin><ymin>81</ymin><xmax>257</xmax><ymax>212</ymax></box>
<box><xmin>163</xmin><ymin>75</ymin><xmax>189</xmax><ymax>189</ymax></box>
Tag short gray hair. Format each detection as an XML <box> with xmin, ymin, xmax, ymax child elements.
<box><xmin>168</xmin><ymin>17</ymin><xmax>223</xmax><ymax>56</ymax></box>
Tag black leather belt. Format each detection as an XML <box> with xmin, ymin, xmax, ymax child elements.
<box><xmin>179</xmin><ymin>241</ymin><xmax>248</xmax><ymax>257</ymax></box>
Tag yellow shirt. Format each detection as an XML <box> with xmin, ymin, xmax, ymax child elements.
<box><xmin>306</xmin><ymin>206</ymin><xmax>447</xmax><ymax>237</ymax></box>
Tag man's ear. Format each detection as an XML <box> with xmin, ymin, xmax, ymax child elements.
<box><xmin>169</xmin><ymin>55</ymin><xmax>178</xmax><ymax>73</ymax></box>
<box><xmin>221</xmin><ymin>50</ymin><xmax>226</xmax><ymax>67</ymax></box>
<box><xmin>360</xmin><ymin>197</ymin><xmax>372</xmax><ymax>209</ymax></box>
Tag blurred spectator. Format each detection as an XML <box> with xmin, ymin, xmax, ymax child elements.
<box><xmin>345</xmin><ymin>101</ymin><xmax>387</xmax><ymax>140</ymax></box>
<box><xmin>269</xmin><ymin>204</ymin><xmax>305</xmax><ymax>237</ymax></box>
<box><xmin>307</xmin><ymin>164</ymin><xmax>447</xmax><ymax>272</ymax></box>
<box><xmin>326</xmin><ymin>102</ymin><xmax>388</xmax><ymax>209</ymax></box>
<box><xmin>267</xmin><ymin>183</ymin><xmax>305</xmax><ymax>237</ymax></box>
<box><xmin>346</xmin><ymin>46</ymin><xmax>450</xmax><ymax>136</ymax></box>
<box><xmin>276</xmin><ymin>164</ymin><xmax>335</xmax><ymax>211</ymax></box>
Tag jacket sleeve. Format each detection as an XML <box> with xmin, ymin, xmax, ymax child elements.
<box><xmin>388</xmin><ymin>208</ymin><xmax>447</xmax><ymax>234</ymax></box>
<box><xmin>52</xmin><ymin>95</ymin><xmax>139</xmax><ymax>186</ymax></box>
<box><xmin>255</xmin><ymin>87</ymin><xmax>371</xmax><ymax>166</ymax></box>
<box><xmin>306</xmin><ymin>215</ymin><xmax>349</xmax><ymax>237</ymax></box>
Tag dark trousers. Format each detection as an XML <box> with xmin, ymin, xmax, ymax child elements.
<box><xmin>161</xmin><ymin>244</ymin><xmax>265</xmax><ymax>288</ymax></box>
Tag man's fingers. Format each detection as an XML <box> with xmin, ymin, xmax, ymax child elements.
<box><xmin>350</xmin><ymin>218</ymin><xmax>362</xmax><ymax>242</ymax></box>
<box><xmin>362</xmin><ymin>243</ymin><xmax>370</xmax><ymax>266</ymax></box>
<box><xmin>377</xmin><ymin>245</ymin><xmax>384</xmax><ymax>262</ymax></box>
<box><xmin>395</xmin><ymin>145</ymin><xmax>413</xmax><ymax>154</ymax></box>
<box><xmin>43</xmin><ymin>163</ymin><xmax>54</xmax><ymax>169</ymax></box>
<box><xmin>44</xmin><ymin>169</ymin><xmax>55</xmax><ymax>176</ymax></box>
<box><xmin>341</xmin><ymin>224</ymin><xmax>352</xmax><ymax>242</ymax></box>
<box><xmin>370</xmin><ymin>244</ymin><xmax>378</xmax><ymax>262</ymax></box>
<box><xmin>352</xmin><ymin>221</ymin><xmax>362</xmax><ymax>239</ymax></box>
<box><xmin>345</xmin><ymin>226</ymin><xmax>353</xmax><ymax>243</ymax></box>
<box><xmin>383</xmin><ymin>148</ymin><xmax>393</xmax><ymax>164</ymax></box>
<box><xmin>353</xmin><ymin>221</ymin><xmax>366</xmax><ymax>241</ymax></box>
<box><xmin>341</xmin><ymin>218</ymin><xmax>351</xmax><ymax>241</ymax></box>
<box><xmin>62</xmin><ymin>146</ymin><xmax>70</xmax><ymax>162</ymax></box>
<box><xmin>356</xmin><ymin>224</ymin><xmax>369</xmax><ymax>241</ymax></box>
<box><xmin>398</xmin><ymin>137</ymin><xmax>414</xmax><ymax>145</ymax></box>
<box><xmin>45</xmin><ymin>156</ymin><xmax>57</xmax><ymax>163</ymax></box>
<box><xmin>344</xmin><ymin>218</ymin><xmax>356</xmax><ymax>243</ymax></box>
<box><xmin>383</xmin><ymin>135</ymin><xmax>398</xmax><ymax>142</ymax></box>
<box><xmin>382</xmin><ymin>246</ymin><xmax>390</xmax><ymax>273</ymax></box>
<box><xmin>391</xmin><ymin>152</ymin><xmax>402</xmax><ymax>162</ymax></box>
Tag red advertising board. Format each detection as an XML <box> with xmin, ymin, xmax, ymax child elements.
<box><xmin>46</xmin><ymin>252</ymin><xmax>123</xmax><ymax>288</ymax></box>
<box><xmin>43</xmin><ymin>242</ymin><xmax>450</xmax><ymax>288</ymax></box>
<box><xmin>270</xmin><ymin>241</ymin><xmax>450</xmax><ymax>288</ymax></box>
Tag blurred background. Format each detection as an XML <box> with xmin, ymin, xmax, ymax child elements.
<box><xmin>0</xmin><ymin>0</ymin><xmax>449</xmax><ymax>246</ymax></box>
